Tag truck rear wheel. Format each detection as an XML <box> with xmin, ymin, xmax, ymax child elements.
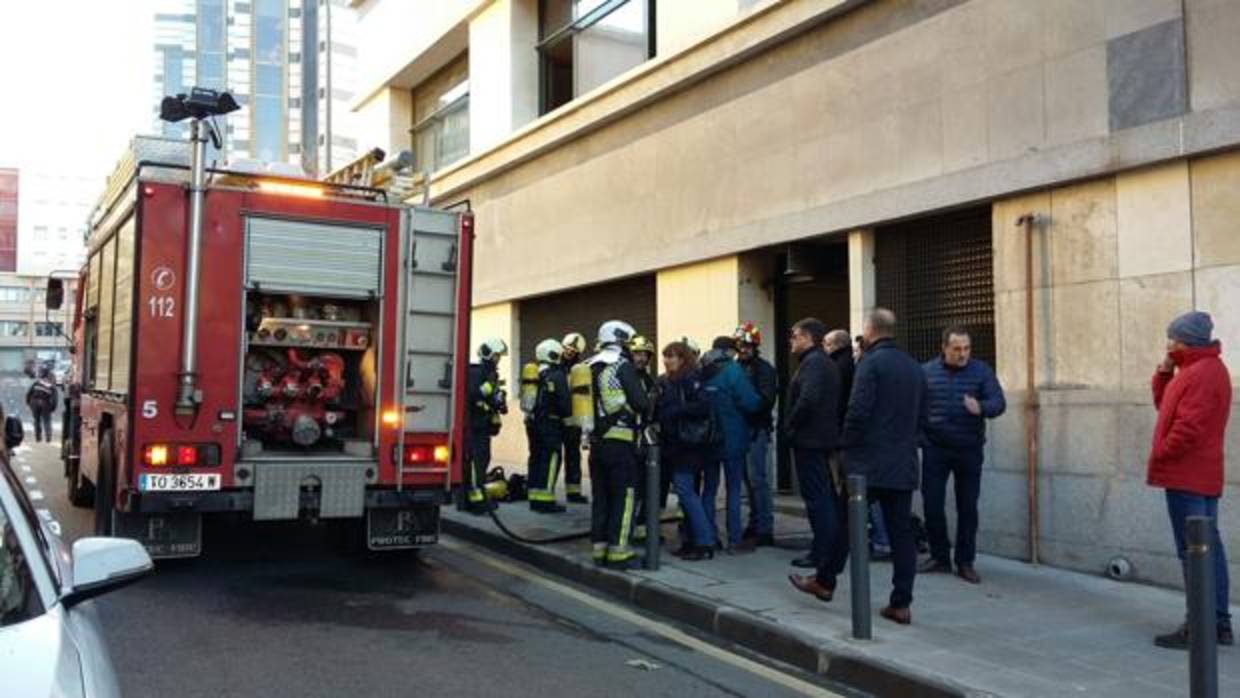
<box><xmin>66</xmin><ymin>455</ymin><xmax>94</xmax><ymax>508</ymax></box>
<box><xmin>93</xmin><ymin>430</ymin><xmax>115</xmax><ymax>536</ymax></box>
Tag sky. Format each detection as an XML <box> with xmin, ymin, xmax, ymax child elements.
<box><xmin>0</xmin><ymin>0</ymin><xmax>157</xmax><ymax>186</ymax></box>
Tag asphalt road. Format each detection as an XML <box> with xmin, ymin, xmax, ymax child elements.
<box><xmin>8</xmin><ymin>431</ymin><xmax>863</xmax><ymax>698</ymax></box>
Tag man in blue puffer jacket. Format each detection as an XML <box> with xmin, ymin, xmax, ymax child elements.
<box><xmin>919</xmin><ymin>326</ymin><xmax>1006</xmax><ymax>584</ymax></box>
<box><xmin>699</xmin><ymin>344</ymin><xmax>762</xmax><ymax>551</ymax></box>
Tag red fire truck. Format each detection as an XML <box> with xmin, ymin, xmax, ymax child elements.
<box><xmin>49</xmin><ymin>116</ymin><xmax>472</xmax><ymax>558</ymax></box>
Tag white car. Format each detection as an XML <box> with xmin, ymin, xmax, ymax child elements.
<box><xmin>0</xmin><ymin>413</ymin><xmax>153</xmax><ymax>698</ymax></box>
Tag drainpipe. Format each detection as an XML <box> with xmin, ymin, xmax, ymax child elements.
<box><xmin>1016</xmin><ymin>213</ymin><xmax>1041</xmax><ymax>565</ymax></box>
<box><xmin>175</xmin><ymin>118</ymin><xmax>208</xmax><ymax>417</ymax></box>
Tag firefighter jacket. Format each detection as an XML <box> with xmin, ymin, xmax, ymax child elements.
<box><xmin>534</xmin><ymin>364</ymin><xmax>572</xmax><ymax>427</ymax></box>
<box><xmin>467</xmin><ymin>360</ymin><xmax>505</xmax><ymax>436</ymax></box>
<box><xmin>587</xmin><ymin>348</ymin><xmax>651</xmax><ymax>444</ymax></box>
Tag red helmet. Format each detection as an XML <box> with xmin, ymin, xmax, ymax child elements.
<box><xmin>733</xmin><ymin>322</ymin><xmax>761</xmax><ymax>347</ymax></box>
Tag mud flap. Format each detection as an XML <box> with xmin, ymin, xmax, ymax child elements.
<box><xmin>367</xmin><ymin>505</ymin><xmax>439</xmax><ymax>550</ymax></box>
<box><xmin>113</xmin><ymin>511</ymin><xmax>202</xmax><ymax>559</ymax></box>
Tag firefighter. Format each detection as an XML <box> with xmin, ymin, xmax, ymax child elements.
<box><xmin>560</xmin><ymin>332</ymin><xmax>589</xmax><ymax>504</ymax></box>
<box><xmin>465</xmin><ymin>338</ymin><xmax>508</xmax><ymax>514</ymax></box>
<box><xmin>526</xmin><ymin>339</ymin><xmax>572</xmax><ymax>513</ymax></box>
<box><xmin>586</xmin><ymin>320</ymin><xmax>651</xmax><ymax>569</ymax></box>
<box><xmin>628</xmin><ymin>335</ymin><xmax>663</xmax><ymax>541</ymax></box>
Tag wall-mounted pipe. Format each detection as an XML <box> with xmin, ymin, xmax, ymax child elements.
<box><xmin>1016</xmin><ymin>213</ymin><xmax>1042</xmax><ymax>565</ymax></box>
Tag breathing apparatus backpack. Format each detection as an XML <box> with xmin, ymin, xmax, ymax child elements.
<box><xmin>519</xmin><ymin>362</ymin><xmax>540</xmax><ymax>415</ymax></box>
<box><xmin>568</xmin><ymin>362</ymin><xmax>594</xmax><ymax>433</ymax></box>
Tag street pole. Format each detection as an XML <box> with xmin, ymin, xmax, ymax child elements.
<box><xmin>847</xmin><ymin>474</ymin><xmax>871</xmax><ymax>640</ymax></box>
<box><xmin>643</xmin><ymin>440</ymin><xmax>661</xmax><ymax>570</ymax></box>
<box><xmin>1187</xmin><ymin>516</ymin><xmax>1217</xmax><ymax>698</ymax></box>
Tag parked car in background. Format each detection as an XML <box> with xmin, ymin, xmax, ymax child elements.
<box><xmin>1</xmin><ymin>408</ymin><xmax>154</xmax><ymax>698</ymax></box>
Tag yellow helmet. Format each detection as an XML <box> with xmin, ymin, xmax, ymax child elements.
<box><xmin>628</xmin><ymin>335</ymin><xmax>655</xmax><ymax>356</ymax></box>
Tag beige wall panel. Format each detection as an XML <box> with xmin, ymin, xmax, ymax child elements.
<box><xmin>1041</xmin><ymin>0</ymin><xmax>1105</xmax><ymax>59</ymax></box>
<box><xmin>738</xmin><ymin>251</ymin><xmax>777</xmax><ymax>358</ymax></box>
<box><xmin>1104</xmin><ymin>0</ymin><xmax>1181</xmax><ymax>40</ymax></box>
<box><xmin>941</xmin><ymin>82</ymin><xmax>989</xmax><ymax>172</ymax></box>
<box><xmin>656</xmin><ymin>258</ymin><xmax>740</xmax><ymax>365</ymax></box>
<box><xmin>938</xmin><ymin>1</ymin><xmax>987</xmax><ymax>92</ymax></box>
<box><xmin>1049</xmin><ymin>280</ymin><xmax>1122</xmax><ymax>389</ymax></box>
<box><xmin>848</xmin><ymin>229</ymin><xmax>876</xmax><ymax>337</ymax></box>
<box><xmin>993</xmin><ymin>191</ymin><xmax>1051</xmax><ymax>293</ymax></box>
<box><xmin>993</xmin><ymin>287</ymin><xmax>1052</xmax><ymax>393</ymax></box>
<box><xmin>984</xmin><ymin>0</ymin><xmax>1044</xmax><ymax>76</ymax></box>
<box><xmin>1118</xmin><ymin>272</ymin><xmax>1194</xmax><ymax>389</ymax></box>
<box><xmin>1116</xmin><ymin>161</ymin><xmax>1193</xmax><ymax>278</ymax></box>
<box><xmin>987</xmin><ymin>62</ymin><xmax>1045</xmax><ymax>161</ymax></box>
<box><xmin>1186</xmin><ymin>0</ymin><xmax>1240</xmax><ymax>111</ymax></box>
<box><xmin>1190</xmin><ymin>150</ymin><xmax>1240</xmax><ymax>268</ymax></box>
<box><xmin>1044</xmin><ymin>46</ymin><xmax>1109</xmax><ymax>147</ymax></box>
<box><xmin>1049</xmin><ymin>177</ymin><xmax>1117</xmax><ymax>286</ymax></box>
<box><xmin>1194</xmin><ymin>264</ymin><xmax>1240</xmax><ymax>385</ymax></box>
<box><xmin>656</xmin><ymin>0</ymin><xmax>743</xmax><ymax>57</ymax></box>
<box><xmin>895</xmin><ymin>99</ymin><xmax>945</xmax><ymax>185</ymax></box>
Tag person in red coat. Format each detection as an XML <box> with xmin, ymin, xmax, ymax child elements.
<box><xmin>1148</xmin><ymin>311</ymin><xmax>1233</xmax><ymax>649</ymax></box>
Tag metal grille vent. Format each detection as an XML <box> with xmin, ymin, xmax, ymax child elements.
<box><xmin>246</xmin><ymin>217</ymin><xmax>384</xmax><ymax>297</ymax></box>
<box><xmin>875</xmin><ymin>207</ymin><xmax>996</xmax><ymax>368</ymax></box>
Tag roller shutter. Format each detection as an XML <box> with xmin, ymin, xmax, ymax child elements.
<box><xmin>246</xmin><ymin>217</ymin><xmax>384</xmax><ymax>297</ymax></box>
<box><xmin>518</xmin><ymin>275</ymin><xmax>657</xmax><ymax>366</ymax></box>
<box><xmin>875</xmin><ymin>206</ymin><xmax>996</xmax><ymax>368</ymax></box>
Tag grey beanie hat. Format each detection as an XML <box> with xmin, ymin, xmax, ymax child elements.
<box><xmin>1167</xmin><ymin>311</ymin><xmax>1214</xmax><ymax>347</ymax></box>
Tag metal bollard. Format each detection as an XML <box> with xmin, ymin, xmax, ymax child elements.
<box><xmin>1186</xmin><ymin>516</ymin><xmax>1217</xmax><ymax>698</ymax></box>
<box><xmin>847</xmin><ymin>474</ymin><xmax>871</xmax><ymax>640</ymax></box>
<box><xmin>643</xmin><ymin>442</ymin><xmax>661</xmax><ymax>570</ymax></box>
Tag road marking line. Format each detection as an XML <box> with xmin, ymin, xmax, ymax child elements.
<box><xmin>441</xmin><ymin>538</ymin><xmax>843</xmax><ymax>698</ymax></box>
<box><xmin>25</xmin><ymin>476</ymin><xmax>37</xmax><ymax>484</ymax></box>
<box><xmin>29</xmin><ymin>490</ymin><xmax>44</xmax><ymax>501</ymax></box>
<box><xmin>21</xmin><ymin>466</ymin><xmax>31</xmax><ymax>473</ymax></box>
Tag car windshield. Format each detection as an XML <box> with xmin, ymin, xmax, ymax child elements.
<box><xmin>0</xmin><ymin>453</ymin><xmax>60</xmax><ymax>590</ymax></box>
<box><xmin>1</xmin><ymin>497</ymin><xmax>44</xmax><ymax>625</ymax></box>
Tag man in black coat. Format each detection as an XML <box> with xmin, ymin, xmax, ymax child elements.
<box><xmin>843</xmin><ymin>309</ymin><xmax>927</xmax><ymax>625</ymax></box>
<box><xmin>781</xmin><ymin>318</ymin><xmax>847</xmax><ymax>587</ymax></box>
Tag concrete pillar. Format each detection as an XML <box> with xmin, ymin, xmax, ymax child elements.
<box><xmin>469</xmin><ymin>0</ymin><xmax>540</xmax><ymax>154</ymax></box>
<box><xmin>656</xmin><ymin>256</ymin><xmax>742</xmax><ymax>369</ymax></box>
<box><xmin>847</xmin><ymin>228</ymin><xmax>875</xmax><ymax>336</ymax></box>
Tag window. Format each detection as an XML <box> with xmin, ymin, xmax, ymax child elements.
<box><xmin>197</xmin><ymin>0</ymin><xmax>228</xmax><ymax>158</ymax></box>
<box><xmin>0</xmin><ymin>286</ymin><xmax>29</xmax><ymax>303</ymax></box>
<box><xmin>94</xmin><ymin>236</ymin><xmax>116</xmax><ymax>390</ymax></box>
<box><xmin>410</xmin><ymin>54</ymin><xmax>469</xmax><ymax>175</ymax></box>
<box><xmin>111</xmin><ymin>221</ymin><xmax>135</xmax><ymax>390</ymax></box>
<box><xmin>538</xmin><ymin>0</ymin><xmax>654</xmax><ymax>115</ymax></box>
<box><xmin>252</xmin><ymin>0</ymin><xmax>287</xmax><ymax>163</ymax></box>
<box><xmin>0</xmin><ymin>321</ymin><xmax>28</xmax><ymax>337</ymax></box>
<box><xmin>162</xmin><ymin>46</ymin><xmax>186</xmax><ymax>138</ymax></box>
<box><xmin>1</xmin><ymin>505</ymin><xmax>43</xmax><ymax>627</ymax></box>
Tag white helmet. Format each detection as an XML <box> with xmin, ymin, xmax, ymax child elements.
<box><xmin>561</xmin><ymin>332</ymin><xmax>587</xmax><ymax>355</ymax></box>
<box><xmin>535</xmin><ymin>338</ymin><xmax>563</xmax><ymax>365</ymax></box>
<box><xmin>597</xmin><ymin>320</ymin><xmax>636</xmax><ymax>348</ymax></box>
<box><xmin>477</xmin><ymin>337</ymin><xmax>508</xmax><ymax>361</ymax></box>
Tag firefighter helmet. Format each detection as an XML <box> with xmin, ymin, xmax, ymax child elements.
<box><xmin>597</xmin><ymin>320</ymin><xmax>636</xmax><ymax>347</ymax></box>
<box><xmin>561</xmin><ymin>332</ymin><xmax>587</xmax><ymax>356</ymax></box>
<box><xmin>628</xmin><ymin>335</ymin><xmax>655</xmax><ymax>356</ymax></box>
<box><xmin>536</xmin><ymin>338</ymin><xmax>563</xmax><ymax>364</ymax></box>
<box><xmin>681</xmin><ymin>336</ymin><xmax>701</xmax><ymax>356</ymax></box>
<box><xmin>733</xmin><ymin>322</ymin><xmax>761</xmax><ymax>347</ymax></box>
<box><xmin>477</xmin><ymin>337</ymin><xmax>508</xmax><ymax>362</ymax></box>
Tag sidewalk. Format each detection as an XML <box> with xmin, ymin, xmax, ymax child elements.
<box><xmin>442</xmin><ymin>490</ymin><xmax>1240</xmax><ymax>697</ymax></box>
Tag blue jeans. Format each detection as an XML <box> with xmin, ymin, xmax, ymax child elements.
<box><xmin>870</xmin><ymin>502</ymin><xmax>890</xmax><ymax>550</ymax></box>
<box><xmin>921</xmin><ymin>444</ymin><xmax>984</xmax><ymax>565</ymax></box>
<box><xmin>794</xmin><ymin>448</ymin><xmax>844</xmax><ymax>566</ymax></box>
<box><xmin>703</xmin><ymin>454</ymin><xmax>746</xmax><ymax>546</ymax></box>
<box><xmin>745</xmin><ymin>430</ymin><xmax>774</xmax><ymax>537</ymax></box>
<box><xmin>1165</xmin><ymin>490</ymin><xmax>1231</xmax><ymax>624</ymax></box>
<box><xmin>673</xmin><ymin>464</ymin><xmax>715</xmax><ymax>547</ymax></box>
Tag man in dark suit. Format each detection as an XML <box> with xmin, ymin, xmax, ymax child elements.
<box><xmin>843</xmin><ymin>309</ymin><xmax>927</xmax><ymax>625</ymax></box>
<box><xmin>782</xmin><ymin>318</ymin><xmax>846</xmax><ymax>588</ymax></box>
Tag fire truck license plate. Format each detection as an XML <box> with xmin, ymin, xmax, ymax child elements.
<box><xmin>139</xmin><ymin>473</ymin><xmax>221</xmax><ymax>491</ymax></box>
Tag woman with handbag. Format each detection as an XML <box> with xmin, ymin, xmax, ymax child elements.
<box><xmin>656</xmin><ymin>341</ymin><xmax>716</xmax><ymax>561</ymax></box>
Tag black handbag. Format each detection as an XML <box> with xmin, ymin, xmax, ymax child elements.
<box><xmin>675</xmin><ymin>384</ymin><xmax>720</xmax><ymax>447</ymax></box>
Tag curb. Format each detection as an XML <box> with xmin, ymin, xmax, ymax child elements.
<box><xmin>442</xmin><ymin>515</ymin><xmax>974</xmax><ymax>698</ymax></box>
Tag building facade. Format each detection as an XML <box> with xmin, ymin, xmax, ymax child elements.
<box><xmin>13</xmin><ymin>170</ymin><xmax>93</xmax><ymax>278</ymax></box>
<box><xmin>354</xmin><ymin>0</ymin><xmax>1240</xmax><ymax>595</ymax></box>
<box><xmin>0</xmin><ymin>168</ymin><xmax>17</xmax><ymax>272</ymax></box>
<box><xmin>153</xmin><ymin>0</ymin><xmax>361</xmax><ymax>176</ymax></box>
<box><xmin>0</xmin><ymin>274</ymin><xmax>77</xmax><ymax>375</ymax></box>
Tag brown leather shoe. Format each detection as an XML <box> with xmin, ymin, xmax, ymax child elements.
<box><xmin>956</xmin><ymin>565</ymin><xmax>981</xmax><ymax>584</ymax></box>
<box><xmin>880</xmin><ymin>605</ymin><xmax>912</xmax><ymax>625</ymax></box>
<box><xmin>788</xmin><ymin>574</ymin><xmax>835</xmax><ymax>602</ymax></box>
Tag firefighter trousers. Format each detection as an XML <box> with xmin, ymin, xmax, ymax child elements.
<box><xmin>528</xmin><ymin>423</ymin><xmax>564</xmax><ymax>508</ymax></box>
<box><xmin>465</xmin><ymin>430</ymin><xmax>493</xmax><ymax>507</ymax></box>
<box><xmin>563</xmin><ymin>427</ymin><xmax>584</xmax><ymax>495</ymax></box>
<box><xmin>589</xmin><ymin>439</ymin><xmax>638</xmax><ymax>565</ymax></box>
